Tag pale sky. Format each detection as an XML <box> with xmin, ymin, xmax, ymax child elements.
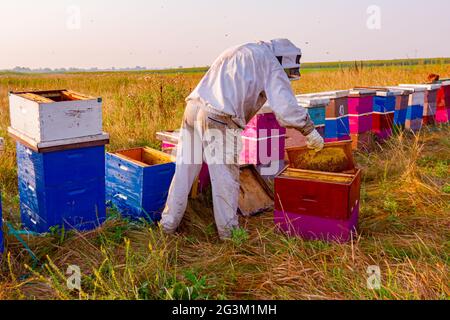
<box><xmin>0</xmin><ymin>0</ymin><xmax>449</xmax><ymax>69</ymax></box>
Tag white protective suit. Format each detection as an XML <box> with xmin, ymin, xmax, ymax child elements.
<box><xmin>161</xmin><ymin>39</ymin><xmax>316</xmax><ymax>239</ymax></box>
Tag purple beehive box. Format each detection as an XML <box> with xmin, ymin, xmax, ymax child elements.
<box><xmin>349</xmin><ymin>114</ymin><xmax>373</xmax><ymax>134</ymax></box>
<box><xmin>274</xmin><ymin>201</ymin><xmax>359</xmax><ymax>243</ymax></box>
<box><xmin>244</xmin><ymin>112</ymin><xmax>285</xmax><ymax>132</ymax></box>
<box><xmin>348</xmin><ymin>92</ymin><xmax>375</xmax><ymax>115</ymax></box>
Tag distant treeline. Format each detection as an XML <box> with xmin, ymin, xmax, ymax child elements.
<box><xmin>143</xmin><ymin>58</ymin><xmax>450</xmax><ymax>74</ymax></box>
<box><xmin>301</xmin><ymin>58</ymin><xmax>450</xmax><ymax>70</ymax></box>
<box><xmin>2</xmin><ymin>58</ymin><xmax>449</xmax><ymax>75</ymax></box>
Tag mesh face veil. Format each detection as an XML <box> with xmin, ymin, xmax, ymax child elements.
<box><xmin>271</xmin><ymin>39</ymin><xmax>302</xmax><ymax>81</ymax></box>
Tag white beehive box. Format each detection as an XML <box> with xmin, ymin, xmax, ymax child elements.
<box><xmin>9</xmin><ymin>90</ymin><xmax>104</xmax><ymax>145</ymax></box>
<box><xmin>398</xmin><ymin>85</ymin><xmax>427</xmax><ymax>106</ymax></box>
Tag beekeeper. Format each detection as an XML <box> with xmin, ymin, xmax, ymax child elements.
<box><xmin>161</xmin><ymin>39</ymin><xmax>324</xmax><ymax>239</ymax></box>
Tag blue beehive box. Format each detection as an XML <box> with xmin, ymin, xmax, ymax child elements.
<box><xmin>16</xmin><ymin>142</ymin><xmax>106</xmax><ymax>233</ymax></box>
<box><xmin>394</xmin><ymin>109</ymin><xmax>407</xmax><ymax>126</ymax></box>
<box><xmin>406</xmin><ymin>105</ymin><xmax>424</xmax><ymax>120</ymax></box>
<box><xmin>374</xmin><ymin>96</ymin><xmax>396</xmax><ymax>113</ymax></box>
<box><xmin>306</xmin><ymin>106</ymin><xmax>326</xmax><ymax>126</ymax></box>
<box><xmin>325</xmin><ymin>116</ymin><xmax>350</xmax><ymax>139</ymax></box>
<box><xmin>106</xmin><ymin>147</ymin><xmax>175</xmax><ymax>222</ymax></box>
<box><xmin>297</xmin><ymin>96</ymin><xmax>327</xmax><ymax>127</ymax></box>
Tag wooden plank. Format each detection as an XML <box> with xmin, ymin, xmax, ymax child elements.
<box><xmin>283</xmin><ymin>169</ymin><xmax>354</xmax><ymax>184</ymax></box>
<box><xmin>238</xmin><ymin>165</ymin><xmax>274</xmax><ymax>217</ymax></box>
<box><xmin>143</xmin><ymin>147</ymin><xmax>175</xmax><ymax>163</ymax></box>
<box><xmin>62</xmin><ymin>90</ymin><xmax>96</xmax><ymax>101</ymax></box>
<box><xmin>286</xmin><ymin>166</ymin><xmax>356</xmax><ymax>176</ymax></box>
<box><xmin>17</xmin><ymin>93</ymin><xmax>54</xmax><ymax>103</ymax></box>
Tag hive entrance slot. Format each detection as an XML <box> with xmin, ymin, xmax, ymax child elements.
<box><xmin>115</xmin><ymin>147</ymin><xmax>174</xmax><ymax>167</ymax></box>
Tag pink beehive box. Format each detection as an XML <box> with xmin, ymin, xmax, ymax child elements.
<box><xmin>435</xmin><ymin>80</ymin><xmax>450</xmax><ymax>123</ymax></box>
<box><xmin>348</xmin><ymin>89</ymin><xmax>376</xmax><ymax>114</ymax></box>
<box><xmin>240</xmin><ymin>112</ymin><xmax>286</xmax><ymax>165</ymax></box>
<box><xmin>240</xmin><ymin>134</ymin><xmax>286</xmax><ymax>165</ymax></box>
<box><xmin>156</xmin><ymin>130</ymin><xmax>210</xmax><ymax>192</ymax></box>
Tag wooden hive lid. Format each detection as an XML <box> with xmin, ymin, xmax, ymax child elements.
<box><xmin>10</xmin><ymin>89</ymin><xmax>98</xmax><ymax>103</ymax></box>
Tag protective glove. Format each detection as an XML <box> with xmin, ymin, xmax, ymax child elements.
<box><xmin>305</xmin><ymin>129</ymin><xmax>324</xmax><ymax>152</ymax></box>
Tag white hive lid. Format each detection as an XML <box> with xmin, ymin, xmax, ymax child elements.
<box><xmin>296</xmin><ymin>90</ymin><xmax>349</xmax><ymax>99</ymax></box>
<box><xmin>349</xmin><ymin>88</ymin><xmax>377</xmax><ymax>96</ymax></box>
<box><xmin>398</xmin><ymin>84</ymin><xmax>442</xmax><ymax>90</ymax></box>
<box><xmin>398</xmin><ymin>84</ymin><xmax>428</xmax><ymax>92</ymax></box>
<box><xmin>296</xmin><ymin>95</ymin><xmax>330</xmax><ymax>107</ymax></box>
<box><xmin>385</xmin><ymin>86</ymin><xmax>414</xmax><ymax>94</ymax></box>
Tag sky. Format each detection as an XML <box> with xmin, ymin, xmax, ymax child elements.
<box><xmin>0</xmin><ymin>0</ymin><xmax>449</xmax><ymax>69</ymax></box>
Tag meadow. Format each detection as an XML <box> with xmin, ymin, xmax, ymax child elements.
<box><xmin>0</xmin><ymin>62</ymin><xmax>449</xmax><ymax>299</ymax></box>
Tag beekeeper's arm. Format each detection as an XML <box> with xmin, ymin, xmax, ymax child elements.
<box><xmin>265</xmin><ymin>66</ymin><xmax>324</xmax><ymax>151</ymax></box>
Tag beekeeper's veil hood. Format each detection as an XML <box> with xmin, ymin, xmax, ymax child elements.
<box><xmin>265</xmin><ymin>38</ymin><xmax>302</xmax><ymax>80</ymax></box>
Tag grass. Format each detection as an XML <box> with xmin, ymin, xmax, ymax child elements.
<box><xmin>0</xmin><ymin>63</ymin><xmax>449</xmax><ymax>300</ymax></box>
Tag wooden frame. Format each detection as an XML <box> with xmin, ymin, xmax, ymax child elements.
<box><xmin>112</xmin><ymin>147</ymin><xmax>175</xmax><ymax>167</ymax></box>
<box><xmin>285</xmin><ymin>140</ymin><xmax>355</xmax><ymax>172</ymax></box>
<box><xmin>11</xmin><ymin>89</ymin><xmax>97</xmax><ymax>103</ymax></box>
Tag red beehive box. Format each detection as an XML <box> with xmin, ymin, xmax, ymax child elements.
<box><xmin>277</xmin><ymin>142</ymin><xmax>361</xmax><ymax>221</ymax></box>
<box><xmin>372</xmin><ymin>112</ymin><xmax>394</xmax><ymax>139</ymax></box>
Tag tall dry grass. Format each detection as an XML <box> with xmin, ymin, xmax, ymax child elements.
<box><xmin>0</xmin><ymin>64</ymin><xmax>449</xmax><ymax>300</ymax></box>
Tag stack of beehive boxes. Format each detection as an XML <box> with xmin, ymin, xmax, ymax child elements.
<box><xmin>398</xmin><ymin>85</ymin><xmax>427</xmax><ymax>132</ymax></box>
<box><xmin>385</xmin><ymin>86</ymin><xmax>411</xmax><ymax>130</ymax></box>
<box><xmin>348</xmin><ymin>89</ymin><xmax>377</xmax><ymax>150</ymax></box>
<box><xmin>274</xmin><ymin>142</ymin><xmax>361</xmax><ymax>243</ymax></box>
<box><xmin>399</xmin><ymin>84</ymin><xmax>441</xmax><ymax>125</ymax></box>
<box><xmin>322</xmin><ymin>91</ymin><xmax>351</xmax><ymax>143</ymax></box>
<box><xmin>435</xmin><ymin>79</ymin><xmax>450</xmax><ymax>123</ymax></box>
<box><xmin>8</xmin><ymin>90</ymin><xmax>109</xmax><ymax>233</ymax></box>
<box><xmin>297</xmin><ymin>90</ymin><xmax>350</xmax><ymax>142</ymax></box>
<box><xmin>371</xmin><ymin>89</ymin><xmax>398</xmax><ymax>140</ymax></box>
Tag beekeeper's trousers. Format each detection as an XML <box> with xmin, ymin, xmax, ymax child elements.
<box><xmin>160</xmin><ymin>101</ymin><xmax>242</xmax><ymax>239</ymax></box>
